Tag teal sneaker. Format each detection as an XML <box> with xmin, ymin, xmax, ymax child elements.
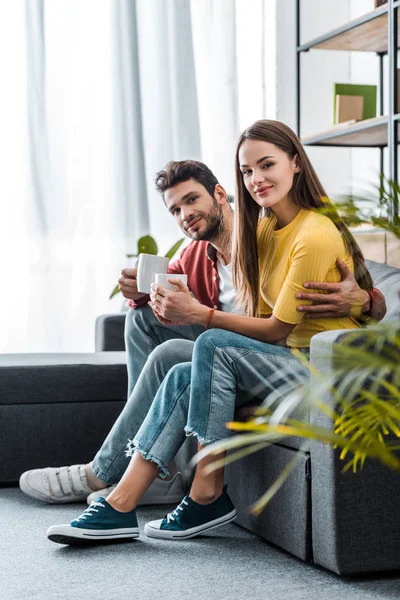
<box><xmin>47</xmin><ymin>497</ymin><xmax>139</xmax><ymax>545</ymax></box>
<box><xmin>144</xmin><ymin>486</ymin><xmax>237</xmax><ymax>540</ymax></box>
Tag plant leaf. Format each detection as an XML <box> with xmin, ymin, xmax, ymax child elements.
<box><xmin>202</xmin><ymin>441</ymin><xmax>273</xmax><ymax>475</ymax></box>
<box><xmin>164</xmin><ymin>238</ymin><xmax>185</xmax><ymax>259</ymax></box>
<box><xmin>109</xmin><ymin>283</ymin><xmax>120</xmax><ymax>300</ymax></box>
<box><xmin>251</xmin><ymin>446</ymin><xmax>308</xmax><ymax>515</ymax></box>
<box><xmin>191</xmin><ymin>432</ymin><xmax>283</xmax><ymax>468</ymax></box>
<box><xmin>137</xmin><ymin>235</ymin><xmax>158</xmax><ymax>255</ymax></box>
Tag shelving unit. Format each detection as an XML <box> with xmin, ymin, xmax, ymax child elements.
<box><xmin>297</xmin><ymin>6</ymin><xmax>399</xmax><ymax>53</ymax></box>
<box><xmin>296</xmin><ymin>0</ymin><xmax>399</xmax><ymax>205</ymax></box>
<box><xmin>301</xmin><ymin>115</ymin><xmax>390</xmax><ymax>147</ymax></box>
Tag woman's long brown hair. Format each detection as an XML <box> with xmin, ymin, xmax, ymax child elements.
<box><xmin>232</xmin><ymin>120</ymin><xmax>373</xmax><ymax>316</ymax></box>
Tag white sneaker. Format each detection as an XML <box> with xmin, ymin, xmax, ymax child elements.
<box><xmin>86</xmin><ymin>472</ymin><xmax>187</xmax><ymax>506</ymax></box>
<box><xmin>19</xmin><ymin>465</ymin><xmax>94</xmax><ymax>504</ymax></box>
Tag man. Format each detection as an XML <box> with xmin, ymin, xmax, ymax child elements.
<box><xmin>19</xmin><ymin>160</ymin><xmax>385</xmax><ymax>505</ymax></box>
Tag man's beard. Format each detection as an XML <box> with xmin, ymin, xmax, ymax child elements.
<box><xmin>185</xmin><ymin>200</ymin><xmax>224</xmax><ymax>242</ymax></box>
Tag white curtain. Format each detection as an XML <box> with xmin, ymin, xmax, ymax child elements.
<box><xmin>1</xmin><ymin>0</ymin><xmax>275</xmax><ymax>353</ymax></box>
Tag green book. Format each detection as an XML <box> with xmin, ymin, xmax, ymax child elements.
<box><xmin>333</xmin><ymin>83</ymin><xmax>377</xmax><ymax>124</ymax></box>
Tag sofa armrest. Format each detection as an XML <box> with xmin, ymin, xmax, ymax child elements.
<box><xmin>310</xmin><ymin>327</ymin><xmax>363</xmax><ymax>374</ymax></box>
<box><xmin>95</xmin><ymin>314</ymin><xmax>126</xmax><ymax>352</ymax></box>
<box><xmin>309</xmin><ymin>327</ymin><xmax>400</xmax><ymax>574</ymax></box>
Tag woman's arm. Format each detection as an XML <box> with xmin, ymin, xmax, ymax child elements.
<box><xmin>150</xmin><ymin>279</ymin><xmax>295</xmax><ymax>344</ymax></box>
<box><xmin>195</xmin><ymin>305</ymin><xmax>295</xmax><ymax>344</ymax></box>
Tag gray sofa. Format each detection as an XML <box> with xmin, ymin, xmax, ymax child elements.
<box><xmin>0</xmin><ymin>353</ymin><xmax>128</xmax><ymax>481</ymax></box>
<box><xmin>1</xmin><ymin>259</ymin><xmax>399</xmax><ymax>575</ymax></box>
<box><xmin>0</xmin><ymin>351</ymin><xmax>193</xmax><ymax>486</ymax></box>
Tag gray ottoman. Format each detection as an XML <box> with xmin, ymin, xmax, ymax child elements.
<box><xmin>0</xmin><ymin>353</ymin><xmax>127</xmax><ymax>483</ymax></box>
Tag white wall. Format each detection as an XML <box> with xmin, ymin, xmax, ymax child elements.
<box><xmin>275</xmin><ymin>0</ymin><xmax>382</xmax><ymax>201</ymax></box>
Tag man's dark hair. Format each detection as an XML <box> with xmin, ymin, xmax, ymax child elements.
<box><xmin>155</xmin><ymin>160</ymin><xmax>219</xmax><ymax>198</ymax></box>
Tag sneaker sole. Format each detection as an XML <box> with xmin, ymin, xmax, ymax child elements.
<box><xmin>47</xmin><ymin>525</ymin><xmax>139</xmax><ymax>545</ymax></box>
<box><xmin>144</xmin><ymin>508</ymin><xmax>237</xmax><ymax>540</ymax></box>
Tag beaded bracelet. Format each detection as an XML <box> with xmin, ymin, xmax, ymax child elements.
<box><xmin>205</xmin><ymin>308</ymin><xmax>215</xmax><ymax>329</ymax></box>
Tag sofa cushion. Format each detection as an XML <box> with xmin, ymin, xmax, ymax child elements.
<box><xmin>0</xmin><ymin>353</ymin><xmax>127</xmax><ymax>405</ymax></box>
<box><xmin>365</xmin><ymin>259</ymin><xmax>400</xmax><ymax>322</ymax></box>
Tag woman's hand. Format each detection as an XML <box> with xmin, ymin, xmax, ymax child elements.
<box><xmin>149</xmin><ymin>279</ymin><xmax>209</xmax><ymax>326</ymax></box>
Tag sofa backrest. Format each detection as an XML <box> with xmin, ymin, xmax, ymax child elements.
<box><xmin>365</xmin><ymin>259</ymin><xmax>400</xmax><ymax>322</ymax></box>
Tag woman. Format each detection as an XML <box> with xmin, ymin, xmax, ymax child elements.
<box><xmin>47</xmin><ymin>120</ymin><xmax>372</xmax><ymax>544</ymax></box>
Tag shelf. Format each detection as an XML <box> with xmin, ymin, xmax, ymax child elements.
<box><xmin>302</xmin><ymin>116</ymin><xmax>391</xmax><ymax>147</ymax></box>
<box><xmin>298</xmin><ymin>6</ymin><xmax>400</xmax><ymax>53</ymax></box>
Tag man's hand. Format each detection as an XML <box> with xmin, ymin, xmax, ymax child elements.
<box><xmin>149</xmin><ymin>279</ymin><xmax>207</xmax><ymax>326</ymax></box>
<box><xmin>118</xmin><ymin>268</ymin><xmax>148</xmax><ymax>301</ymax></box>
<box><xmin>296</xmin><ymin>258</ymin><xmax>370</xmax><ymax>319</ymax></box>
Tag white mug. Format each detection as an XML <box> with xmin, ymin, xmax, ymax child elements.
<box><xmin>136</xmin><ymin>254</ymin><xmax>170</xmax><ymax>293</ymax></box>
<box><xmin>154</xmin><ymin>273</ymin><xmax>188</xmax><ymax>291</ymax></box>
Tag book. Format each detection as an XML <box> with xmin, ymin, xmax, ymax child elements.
<box><xmin>333</xmin><ymin>83</ymin><xmax>377</xmax><ymax>124</ymax></box>
<box><xmin>336</xmin><ymin>94</ymin><xmax>364</xmax><ymax>123</ymax></box>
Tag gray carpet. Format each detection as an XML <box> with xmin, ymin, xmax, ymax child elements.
<box><xmin>1</xmin><ymin>487</ymin><xmax>399</xmax><ymax>600</ymax></box>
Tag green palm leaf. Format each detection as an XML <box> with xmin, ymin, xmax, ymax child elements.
<box><xmin>251</xmin><ymin>446</ymin><xmax>308</xmax><ymax>515</ymax></box>
<box><xmin>202</xmin><ymin>441</ymin><xmax>274</xmax><ymax>475</ymax></box>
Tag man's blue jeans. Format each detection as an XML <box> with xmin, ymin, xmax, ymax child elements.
<box><xmin>91</xmin><ymin>306</ymin><xmax>204</xmax><ymax>484</ymax></box>
<box><xmin>131</xmin><ymin>329</ymin><xmax>309</xmax><ymax>477</ymax></box>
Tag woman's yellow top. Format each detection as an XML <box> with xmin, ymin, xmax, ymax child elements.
<box><xmin>257</xmin><ymin>208</ymin><xmax>361</xmax><ymax>348</ymax></box>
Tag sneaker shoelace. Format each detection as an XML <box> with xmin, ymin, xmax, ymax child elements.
<box><xmin>166</xmin><ymin>498</ymin><xmax>188</xmax><ymax>524</ymax></box>
<box><xmin>72</xmin><ymin>501</ymin><xmax>104</xmax><ymax>523</ymax></box>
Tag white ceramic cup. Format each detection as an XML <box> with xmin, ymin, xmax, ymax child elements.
<box><xmin>154</xmin><ymin>273</ymin><xmax>188</xmax><ymax>291</ymax></box>
<box><xmin>136</xmin><ymin>254</ymin><xmax>170</xmax><ymax>294</ymax></box>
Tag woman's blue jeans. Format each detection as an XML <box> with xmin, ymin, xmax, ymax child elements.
<box><xmin>132</xmin><ymin>329</ymin><xmax>309</xmax><ymax>477</ymax></box>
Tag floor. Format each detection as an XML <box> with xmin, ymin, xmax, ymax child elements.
<box><xmin>1</xmin><ymin>487</ymin><xmax>400</xmax><ymax>600</ymax></box>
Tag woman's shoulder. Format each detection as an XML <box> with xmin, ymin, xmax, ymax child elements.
<box><xmin>294</xmin><ymin>210</ymin><xmax>345</xmax><ymax>253</ymax></box>
<box><xmin>302</xmin><ymin>208</ymin><xmax>337</xmax><ymax>228</ymax></box>
<box><xmin>300</xmin><ymin>210</ymin><xmax>342</xmax><ymax>239</ymax></box>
